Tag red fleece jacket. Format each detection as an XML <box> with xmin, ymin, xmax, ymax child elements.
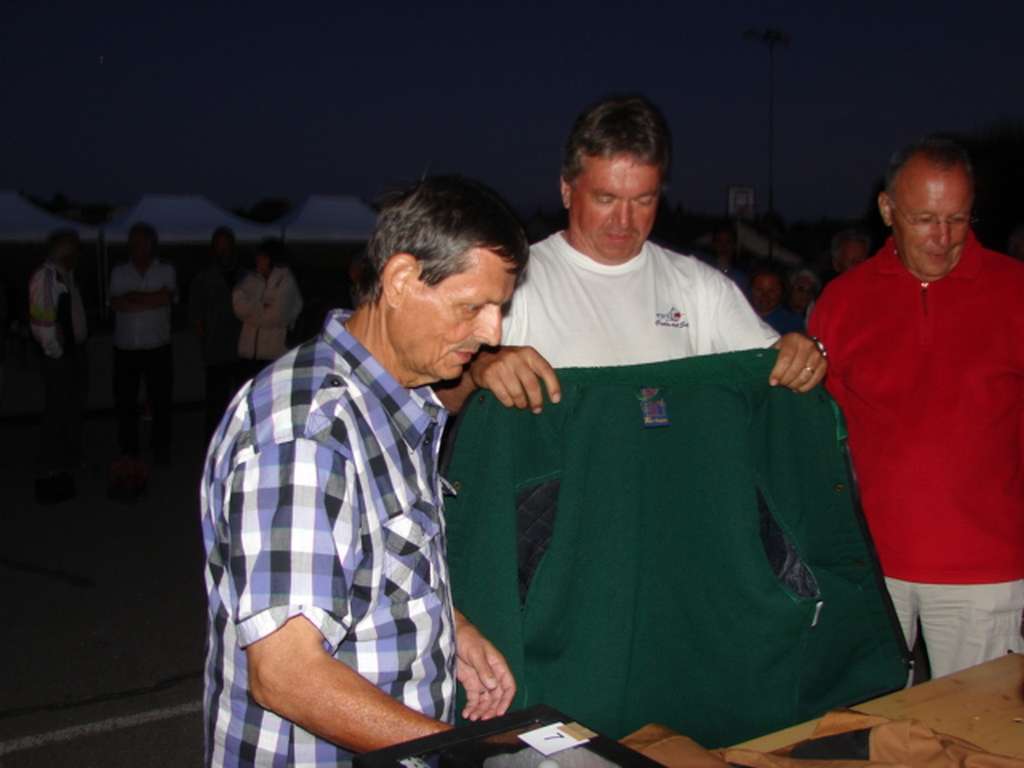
<box><xmin>809</xmin><ymin>233</ymin><xmax>1024</xmax><ymax>583</ymax></box>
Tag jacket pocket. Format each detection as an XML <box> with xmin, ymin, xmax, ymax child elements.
<box><xmin>757</xmin><ymin>487</ymin><xmax>821</xmax><ymax>601</ymax></box>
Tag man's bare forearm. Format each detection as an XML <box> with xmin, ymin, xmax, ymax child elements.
<box><xmin>247</xmin><ymin>616</ymin><xmax>452</xmax><ymax>754</ymax></box>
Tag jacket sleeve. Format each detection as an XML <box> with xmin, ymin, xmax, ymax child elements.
<box><xmin>29</xmin><ymin>267</ymin><xmax>63</xmax><ymax>358</ymax></box>
<box><xmin>285</xmin><ymin>271</ymin><xmax>304</xmax><ymax>329</ymax></box>
<box><xmin>268</xmin><ymin>268</ymin><xmax>299</xmax><ymax>329</ymax></box>
<box><xmin>256</xmin><ymin>269</ymin><xmax>303</xmax><ymax>330</ymax></box>
<box><xmin>232</xmin><ymin>273</ymin><xmax>264</xmax><ymax>324</ymax></box>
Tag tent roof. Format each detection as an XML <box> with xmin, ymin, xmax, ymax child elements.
<box><xmin>280</xmin><ymin>194</ymin><xmax>376</xmax><ymax>243</ymax></box>
<box><xmin>0</xmin><ymin>191</ymin><xmax>99</xmax><ymax>242</ymax></box>
<box><xmin>695</xmin><ymin>221</ymin><xmax>801</xmax><ymax>266</ymax></box>
<box><xmin>103</xmin><ymin>194</ymin><xmax>277</xmax><ymax>244</ymax></box>
<box><xmin>735</xmin><ymin>221</ymin><xmax>801</xmax><ymax>266</ymax></box>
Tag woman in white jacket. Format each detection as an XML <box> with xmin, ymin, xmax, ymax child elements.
<box><xmin>233</xmin><ymin>239</ymin><xmax>303</xmax><ymax>376</ymax></box>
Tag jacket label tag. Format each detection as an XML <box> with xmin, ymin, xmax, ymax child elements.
<box><xmin>638</xmin><ymin>387</ymin><xmax>670</xmax><ymax>428</ymax></box>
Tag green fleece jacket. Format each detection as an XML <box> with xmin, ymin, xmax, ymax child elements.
<box><xmin>445</xmin><ymin>349</ymin><xmax>908</xmax><ymax>747</ymax></box>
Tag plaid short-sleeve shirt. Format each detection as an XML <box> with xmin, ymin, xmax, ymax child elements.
<box><xmin>201</xmin><ymin>309</ymin><xmax>456</xmax><ymax>767</ymax></box>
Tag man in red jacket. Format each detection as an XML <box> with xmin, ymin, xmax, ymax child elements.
<box><xmin>809</xmin><ymin>137</ymin><xmax>1024</xmax><ymax>679</ymax></box>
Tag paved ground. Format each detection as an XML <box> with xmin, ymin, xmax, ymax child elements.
<box><xmin>0</xmin><ymin>406</ymin><xmax>208</xmax><ymax>767</ymax></box>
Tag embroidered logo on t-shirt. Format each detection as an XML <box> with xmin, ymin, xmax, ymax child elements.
<box><xmin>655</xmin><ymin>306</ymin><xmax>689</xmax><ymax>328</ymax></box>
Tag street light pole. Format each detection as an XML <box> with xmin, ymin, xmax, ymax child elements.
<box><xmin>744</xmin><ymin>27</ymin><xmax>789</xmax><ymax>262</ymax></box>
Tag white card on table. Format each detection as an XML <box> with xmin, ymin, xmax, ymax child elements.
<box><xmin>517</xmin><ymin>722</ymin><xmax>591</xmax><ymax>756</ymax></box>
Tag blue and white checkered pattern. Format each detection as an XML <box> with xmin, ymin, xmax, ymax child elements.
<box><xmin>201</xmin><ymin>309</ymin><xmax>456</xmax><ymax>767</ymax></box>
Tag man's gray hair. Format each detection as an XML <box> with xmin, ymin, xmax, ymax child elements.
<box><xmin>356</xmin><ymin>175</ymin><xmax>528</xmax><ymax>306</ymax></box>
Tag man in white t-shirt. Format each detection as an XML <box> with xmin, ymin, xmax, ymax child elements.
<box><xmin>439</xmin><ymin>95</ymin><xmax>825</xmax><ymax>412</ymax></box>
<box><xmin>109</xmin><ymin>222</ymin><xmax>177</xmax><ymax>465</ymax></box>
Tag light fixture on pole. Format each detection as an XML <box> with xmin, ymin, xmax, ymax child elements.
<box><xmin>743</xmin><ymin>26</ymin><xmax>789</xmax><ymax>262</ymax></box>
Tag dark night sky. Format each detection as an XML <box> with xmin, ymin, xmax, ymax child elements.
<box><xmin>3</xmin><ymin>1</ymin><xmax>1022</xmax><ymax>222</ymax></box>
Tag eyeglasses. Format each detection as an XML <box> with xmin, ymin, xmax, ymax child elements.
<box><xmin>889</xmin><ymin>204</ymin><xmax>976</xmax><ymax>233</ymax></box>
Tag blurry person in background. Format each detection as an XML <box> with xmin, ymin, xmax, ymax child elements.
<box><xmin>29</xmin><ymin>229</ymin><xmax>88</xmax><ymax>503</ymax></box>
<box><xmin>829</xmin><ymin>228</ymin><xmax>871</xmax><ymax>278</ymax></box>
<box><xmin>707</xmin><ymin>222</ymin><xmax>750</xmax><ymax>295</ymax></box>
<box><xmin>786</xmin><ymin>267</ymin><xmax>821</xmax><ymax>324</ymax></box>
<box><xmin>750</xmin><ymin>266</ymin><xmax>804</xmax><ymax>334</ymax></box>
<box><xmin>189</xmin><ymin>226</ymin><xmax>243</xmax><ymax>441</ymax></box>
<box><xmin>109</xmin><ymin>222</ymin><xmax>177</xmax><ymax>498</ymax></box>
<box><xmin>232</xmin><ymin>238</ymin><xmax>303</xmax><ymax>381</ymax></box>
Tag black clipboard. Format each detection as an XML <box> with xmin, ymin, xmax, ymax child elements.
<box><xmin>354</xmin><ymin>705</ymin><xmax>663</xmax><ymax>768</ymax></box>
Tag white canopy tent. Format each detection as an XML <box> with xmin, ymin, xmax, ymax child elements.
<box><xmin>695</xmin><ymin>221</ymin><xmax>801</xmax><ymax>266</ymax></box>
<box><xmin>103</xmin><ymin>194</ymin><xmax>277</xmax><ymax>244</ymax></box>
<box><xmin>735</xmin><ymin>221</ymin><xmax>801</xmax><ymax>266</ymax></box>
<box><xmin>279</xmin><ymin>194</ymin><xmax>376</xmax><ymax>243</ymax></box>
<box><xmin>0</xmin><ymin>190</ymin><xmax>98</xmax><ymax>242</ymax></box>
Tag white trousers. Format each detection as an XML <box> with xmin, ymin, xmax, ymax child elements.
<box><xmin>885</xmin><ymin>577</ymin><xmax>1024</xmax><ymax>680</ymax></box>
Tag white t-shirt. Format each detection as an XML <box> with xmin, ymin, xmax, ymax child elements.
<box><xmin>501</xmin><ymin>233</ymin><xmax>778</xmax><ymax>367</ymax></box>
<box><xmin>109</xmin><ymin>259</ymin><xmax>177</xmax><ymax>350</ymax></box>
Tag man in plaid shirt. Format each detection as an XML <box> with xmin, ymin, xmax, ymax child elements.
<box><xmin>201</xmin><ymin>177</ymin><xmax>526</xmax><ymax>767</ymax></box>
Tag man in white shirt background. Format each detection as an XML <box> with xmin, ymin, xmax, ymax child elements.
<box><xmin>108</xmin><ymin>222</ymin><xmax>177</xmax><ymax>475</ymax></box>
